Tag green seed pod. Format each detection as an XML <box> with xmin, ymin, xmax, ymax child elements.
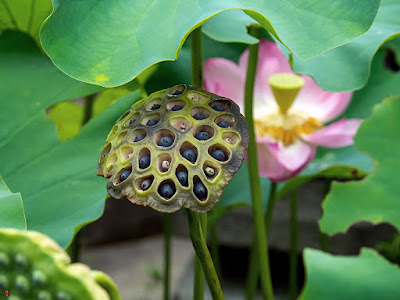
<box><xmin>97</xmin><ymin>84</ymin><xmax>249</xmax><ymax>213</ymax></box>
<box><xmin>0</xmin><ymin>229</ymin><xmax>120</xmax><ymax>300</ymax></box>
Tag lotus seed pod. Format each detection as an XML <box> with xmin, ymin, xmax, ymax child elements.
<box><xmin>0</xmin><ymin>229</ymin><xmax>120</xmax><ymax>300</ymax></box>
<box><xmin>97</xmin><ymin>84</ymin><xmax>249</xmax><ymax>213</ymax></box>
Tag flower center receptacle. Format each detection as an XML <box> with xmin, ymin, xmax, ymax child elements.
<box><xmin>269</xmin><ymin>73</ymin><xmax>304</xmax><ymax>114</ymax></box>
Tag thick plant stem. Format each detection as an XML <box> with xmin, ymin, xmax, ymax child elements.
<box><xmin>245</xmin><ymin>183</ymin><xmax>277</xmax><ymax>299</ymax></box>
<box><xmin>320</xmin><ymin>180</ymin><xmax>331</xmax><ymax>252</ymax></box>
<box><xmin>194</xmin><ymin>213</ymin><xmax>207</xmax><ymax>300</ymax></box>
<box><xmin>244</xmin><ymin>40</ymin><xmax>274</xmax><ymax>300</ymax></box>
<box><xmin>289</xmin><ymin>192</ymin><xmax>298</xmax><ymax>300</ymax></box>
<box><xmin>83</xmin><ymin>94</ymin><xmax>95</xmax><ymax>125</ymax></box>
<box><xmin>163</xmin><ymin>214</ymin><xmax>171</xmax><ymax>300</ymax></box>
<box><xmin>187</xmin><ymin>210</ymin><xmax>224</xmax><ymax>300</ymax></box>
<box><xmin>209</xmin><ymin>222</ymin><xmax>223</xmax><ymax>280</ymax></box>
<box><xmin>191</xmin><ymin>26</ymin><xmax>203</xmax><ymax>87</ymax></box>
<box><xmin>190</xmin><ymin>26</ymin><xmax>209</xmax><ymax>300</ymax></box>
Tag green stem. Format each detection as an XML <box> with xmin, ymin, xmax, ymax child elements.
<box><xmin>163</xmin><ymin>214</ymin><xmax>171</xmax><ymax>300</ymax></box>
<box><xmin>83</xmin><ymin>94</ymin><xmax>96</xmax><ymax>126</ymax></box>
<box><xmin>194</xmin><ymin>213</ymin><xmax>207</xmax><ymax>300</ymax></box>
<box><xmin>245</xmin><ymin>236</ymin><xmax>259</xmax><ymax>300</ymax></box>
<box><xmin>191</xmin><ymin>26</ymin><xmax>203</xmax><ymax>87</ymax></box>
<box><xmin>244</xmin><ymin>39</ymin><xmax>274</xmax><ymax>300</ymax></box>
<box><xmin>245</xmin><ymin>182</ymin><xmax>277</xmax><ymax>299</ymax></box>
<box><xmin>190</xmin><ymin>25</ymin><xmax>209</xmax><ymax>300</ymax></box>
<box><xmin>187</xmin><ymin>210</ymin><xmax>224</xmax><ymax>300</ymax></box>
<box><xmin>319</xmin><ymin>180</ymin><xmax>331</xmax><ymax>252</ymax></box>
<box><xmin>209</xmin><ymin>221</ymin><xmax>223</xmax><ymax>280</ymax></box>
<box><xmin>289</xmin><ymin>192</ymin><xmax>298</xmax><ymax>300</ymax></box>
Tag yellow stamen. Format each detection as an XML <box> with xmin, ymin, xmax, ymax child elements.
<box><xmin>255</xmin><ymin>116</ymin><xmax>322</xmax><ymax>146</ymax></box>
<box><xmin>269</xmin><ymin>73</ymin><xmax>304</xmax><ymax>114</ymax></box>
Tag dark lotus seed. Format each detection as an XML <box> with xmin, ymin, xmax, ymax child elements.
<box><xmin>158</xmin><ymin>183</ymin><xmax>175</xmax><ymax>199</ymax></box>
<box><xmin>176</xmin><ymin>171</ymin><xmax>188</xmax><ymax>186</ymax></box>
<box><xmin>0</xmin><ymin>275</ymin><xmax>8</xmax><ymax>289</ymax></box>
<box><xmin>193</xmin><ymin>113</ymin><xmax>206</xmax><ymax>120</ymax></box>
<box><xmin>182</xmin><ymin>149</ymin><xmax>197</xmax><ymax>163</ymax></box>
<box><xmin>171</xmin><ymin>88</ymin><xmax>183</xmax><ymax>96</ymax></box>
<box><xmin>194</xmin><ymin>181</ymin><xmax>208</xmax><ymax>199</ymax></box>
<box><xmin>37</xmin><ymin>291</ymin><xmax>52</xmax><ymax>300</ymax></box>
<box><xmin>141</xmin><ymin>178</ymin><xmax>152</xmax><ymax>190</ymax></box>
<box><xmin>212</xmin><ymin>105</ymin><xmax>225</xmax><ymax>111</ymax></box>
<box><xmin>0</xmin><ymin>253</ymin><xmax>9</xmax><ymax>267</ymax></box>
<box><xmin>217</xmin><ymin>120</ymin><xmax>230</xmax><ymax>128</ymax></box>
<box><xmin>151</xmin><ymin>104</ymin><xmax>161</xmax><ymax>110</ymax></box>
<box><xmin>139</xmin><ymin>156</ymin><xmax>150</xmax><ymax>169</ymax></box>
<box><xmin>171</xmin><ymin>105</ymin><xmax>183</xmax><ymax>111</ymax></box>
<box><xmin>120</xmin><ymin>169</ymin><xmax>131</xmax><ymax>181</ymax></box>
<box><xmin>15</xmin><ymin>275</ymin><xmax>29</xmax><ymax>293</ymax></box>
<box><xmin>32</xmin><ymin>270</ymin><xmax>46</xmax><ymax>286</ymax></box>
<box><xmin>146</xmin><ymin>119</ymin><xmax>159</xmax><ymax>126</ymax></box>
<box><xmin>157</xmin><ymin>136</ymin><xmax>173</xmax><ymax>147</ymax></box>
<box><xmin>134</xmin><ymin>134</ymin><xmax>145</xmax><ymax>142</ymax></box>
<box><xmin>129</xmin><ymin>119</ymin><xmax>137</xmax><ymax>125</ymax></box>
<box><xmin>211</xmin><ymin>149</ymin><xmax>226</xmax><ymax>161</ymax></box>
<box><xmin>102</xmin><ymin>150</ymin><xmax>110</xmax><ymax>158</ymax></box>
<box><xmin>14</xmin><ymin>254</ymin><xmax>27</xmax><ymax>268</ymax></box>
<box><xmin>195</xmin><ymin>132</ymin><xmax>211</xmax><ymax>141</ymax></box>
<box><xmin>56</xmin><ymin>291</ymin><xmax>71</xmax><ymax>300</ymax></box>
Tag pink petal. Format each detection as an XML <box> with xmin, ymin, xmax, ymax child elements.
<box><xmin>304</xmin><ymin>118</ymin><xmax>362</xmax><ymax>148</ymax></box>
<box><xmin>239</xmin><ymin>40</ymin><xmax>291</xmax><ymax>111</ymax></box>
<box><xmin>292</xmin><ymin>76</ymin><xmax>352</xmax><ymax>123</ymax></box>
<box><xmin>256</xmin><ymin>136</ymin><xmax>316</xmax><ymax>182</ymax></box>
<box><xmin>204</xmin><ymin>58</ymin><xmax>246</xmax><ymax>110</ymax></box>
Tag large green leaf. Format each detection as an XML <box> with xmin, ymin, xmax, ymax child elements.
<box><xmin>0</xmin><ymin>0</ymin><xmax>52</xmax><ymax>44</ymax></box>
<box><xmin>288</xmin><ymin>0</ymin><xmax>400</xmax><ymax>92</ymax></box>
<box><xmin>301</xmin><ymin>248</ymin><xmax>400</xmax><ymax>300</ymax></box>
<box><xmin>0</xmin><ymin>31</ymin><xmax>141</xmax><ymax>248</ymax></box>
<box><xmin>320</xmin><ymin>97</ymin><xmax>400</xmax><ymax>235</ymax></box>
<box><xmin>202</xmin><ymin>9</ymin><xmax>258</xmax><ymax>45</ymax></box>
<box><xmin>40</xmin><ymin>0</ymin><xmax>380</xmax><ymax>87</ymax></box>
<box><xmin>0</xmin><ymin>174</ymin><xmax>26</xmax><ymax>230</ymax></box>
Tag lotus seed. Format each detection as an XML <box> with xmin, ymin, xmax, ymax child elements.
<box><xmin>139</xmin><ymin>155</ymin><xmax>150</xmax><ymax>169</ymax></box>
<box><xmin>157</xmin><ymin>136</ymin><xmax>173</xmax><ymax>147</ymax></box>
<box><xmin>217</xmin><ymin>120</ymin><xmax>230</xmax><ymax>128</ymax></box>
<box><xmin>37</xmin><ymin>290</ymin><xmax>52</xmax><ymax>300</ymax></box>
<box><xmin>56</xmin><ymin>291</ymin><xmax>71</xmax><ymax>300</ymax></box>
<box><xmin>176</xmin><ymin>171</ymin><xmax>188</xmax><ymax>186</ymax></box>
<box><xmin>134</xmin><ymin>134</ymin><xmax>145</xmax><ymax>142</ymax></box>
<box><xmin>146</xmin><ymin>119</ymin><xmax>159</xmax><ymax>126</ymax></box>
<box><xmin>102</xmin><ymin>150</ymin><xmax>110</xmax><ymax>158</ymax></box>
<box><xmin>210</xmin><ymin>149</ymin><xmax>226</xmax><ymax>161</ymax></box>
<box><xmin>171</xmin><ymin>105</ymin><xmax>183</xmax><ymax>111</ymax></box>
<box><xmin>193</xmin><ymin>113</ymin><xmax>206</xmax><ymax>120</ymax></box>
<box><xmin>182</xmin><ymin>149</ymin><xmax>197</xmax><ymax>163</ymax></box>
<box><xmin>205</xmin><ymin>167</ymin><xmax>215</xmax><ymax>177</ymax></box>
<box><xmin>0</xmin><ymin>275</ymin><xmax>8</xmax><ymax>289</ymax></box>
<box><xmin>194</xmin><ymin>181</ymin><xmax>208</xmax><ymax>199</ymax></box>
<box><xmin>120</xmin><ymin>169</ymin><xmax>131</xmax><ymax>181</ymax></box>
<box><xmin>212</xmin><ymin>105</ymin><xmax>225</xmax><ymax>111</ymax></box>
<box><xmin>32</xmin><ymin>270</ymin><xmax>47</xmax><ymax>286</ymax></box>
<box><xmin>141</xmin><ymin>179</ymin><xmax>152</xmax><ymax>190</ymax></box>
<box><xmin>0</xmin><ymin>252</ymin><xmax>9</xmax><ymax>267</ymax></box>
<box><xmin>158</xmin><ymin>183</ymin><xmax>175</xmax><ymax>199</ymax></box>
<box><xmin>15</xmin><ymin>275</ymin><xmax>29</xmax><ymax>293</ymax></box>
<box><xmin>14</xmin><ymin>254</ymin><xmax>27</xmax><ymax>269</ymax></box>
<box><xmin>195</xmin><ymin>131</ymin><xmax>211</xmax><ymax>141</ymax></box>
<box><xmin>129</xmin><ymin>119</ymin><xmax>137</xmax><ymax>125</ymax></box>
<box><xmin>151</xmin><ymin>104</ymin><xmax>161</xmax><ymax>110</ymax></box>
<box><xmin>161</xmin><ymin>161</ymin><xmax>170</xmax><ymax>172</ymax></box>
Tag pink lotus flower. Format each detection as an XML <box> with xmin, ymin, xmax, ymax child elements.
<box><xmin>204</xmin><ymin>40</ymin><xmax>362</xmax><ymax>182</ymax></box>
